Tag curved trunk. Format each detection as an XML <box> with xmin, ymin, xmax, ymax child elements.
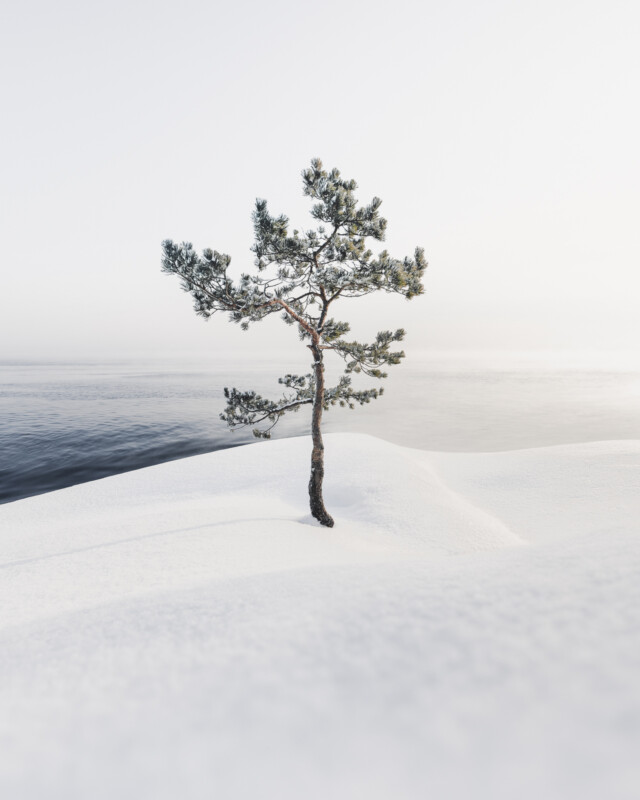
<box><xmin>308</xmin><ymin>343</ymin><xmax>334</xmax><ymax>527</ymax></box>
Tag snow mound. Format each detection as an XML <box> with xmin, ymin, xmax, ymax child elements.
<box><xmin>0</xmin><ymin>435</ymin><xmax>520</xmax><ymax>628</ymax></box>
<box><xmin>3</xmin><ymin>432</ymin><xmax>519</xmax><ymax>553</ymax></box>
<box><xmin>1</xmin><ymin>434</ymin><xmax>639</xmax><ymax>800</ymax></box>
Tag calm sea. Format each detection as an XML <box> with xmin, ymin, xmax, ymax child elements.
<box><xmin>1</xmin><ymin>352</ymin><xmax>639</xmax><ymax>505</ymax></box>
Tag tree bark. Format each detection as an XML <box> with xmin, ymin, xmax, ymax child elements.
<box><xmin>308</xmin><ymin>342</ymin><xmax>334</xmax><ymax>527</ymax></box>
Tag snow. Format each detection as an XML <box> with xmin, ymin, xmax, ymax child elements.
<box><xmin>1</xmin><ymin>433</ymin><xmax>639</xmax><ymax>799</ymax></box>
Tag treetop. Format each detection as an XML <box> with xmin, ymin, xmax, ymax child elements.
<box><xmin>162</xmin><ymin>158</ymin><xmax>426</xmax><ymax>332</ymax></box>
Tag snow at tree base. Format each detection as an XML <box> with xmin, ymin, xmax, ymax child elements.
<box><xmin>1</xmin><ymin>433</ymin><xmax>639</xmax><ymax>800</ymax></box>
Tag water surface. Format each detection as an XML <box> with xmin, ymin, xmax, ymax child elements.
<box><xmin>1</xmin><ymin>352</ymin><xmax>639</xmax><ymax>504</ymax></box>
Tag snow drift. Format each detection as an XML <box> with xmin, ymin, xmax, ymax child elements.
<box><xmin>1</xmin><ymin>433</ymin><xmax>639</xmax><ymax>799</ymax></box>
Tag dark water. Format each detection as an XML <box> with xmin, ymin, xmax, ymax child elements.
<box><xmin>1</xmin><ymin>353</ymin><xmax>639</xmax><ymax>505</ymax></box>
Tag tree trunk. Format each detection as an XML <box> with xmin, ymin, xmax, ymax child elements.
<box><xmin>308</xmin><ymin>342</ymin><xmax>334</xmax><ymax>527</ymax></box>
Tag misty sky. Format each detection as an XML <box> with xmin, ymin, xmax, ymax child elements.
<box><xmin>1</xmin><ymin>0</ymin><xmax>638</xmax><ymax>361</ymax></box>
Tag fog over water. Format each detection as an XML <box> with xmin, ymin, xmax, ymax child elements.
<box><xmin>2</xmin><ymin>1</ymin><xmax>639</xmax><ymax>362</ymax></box>
<box><xmin>2</xmin><ymin>351</ymin><xmax>639</xmax><ymax>505</ymax></box>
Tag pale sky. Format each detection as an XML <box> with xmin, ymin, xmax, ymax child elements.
<box><xmin>1</xmin><ymin>0</ymin><xmax>638</xmax><ymax>361</ymax></box>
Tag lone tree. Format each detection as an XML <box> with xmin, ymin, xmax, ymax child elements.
<box><xmin>162</xmin><ymin>159</ymin><xmax>426</xmax><ymax>527</ymax></box>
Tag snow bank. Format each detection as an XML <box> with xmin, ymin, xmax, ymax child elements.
<box><xmin>1</xmin><ymin>433</ymin><xmax>639</xmax><ymax>799</ymax></box>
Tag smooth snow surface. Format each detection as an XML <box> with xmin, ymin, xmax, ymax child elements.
<box><xmin>1</xmin><ymin>433</ymin><xmax>639</xmax><ymax>799</ymax></box>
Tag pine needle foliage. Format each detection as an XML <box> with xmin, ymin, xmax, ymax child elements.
<box><xmin>162</xmin><ymin>159</ymin><xmax>426</xmax><ymax>526</ymax></box>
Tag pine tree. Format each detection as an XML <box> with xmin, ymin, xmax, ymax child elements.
<box><xmin>162</xmin><ymin>159</ymin><xmax>426</xmax><ymax>527</ymax></box>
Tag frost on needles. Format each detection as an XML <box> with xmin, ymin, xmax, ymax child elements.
<box><xmin>161</xmin><ymin>158</ymin><xmax>427</xmax><ymax>527</ymax></box>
